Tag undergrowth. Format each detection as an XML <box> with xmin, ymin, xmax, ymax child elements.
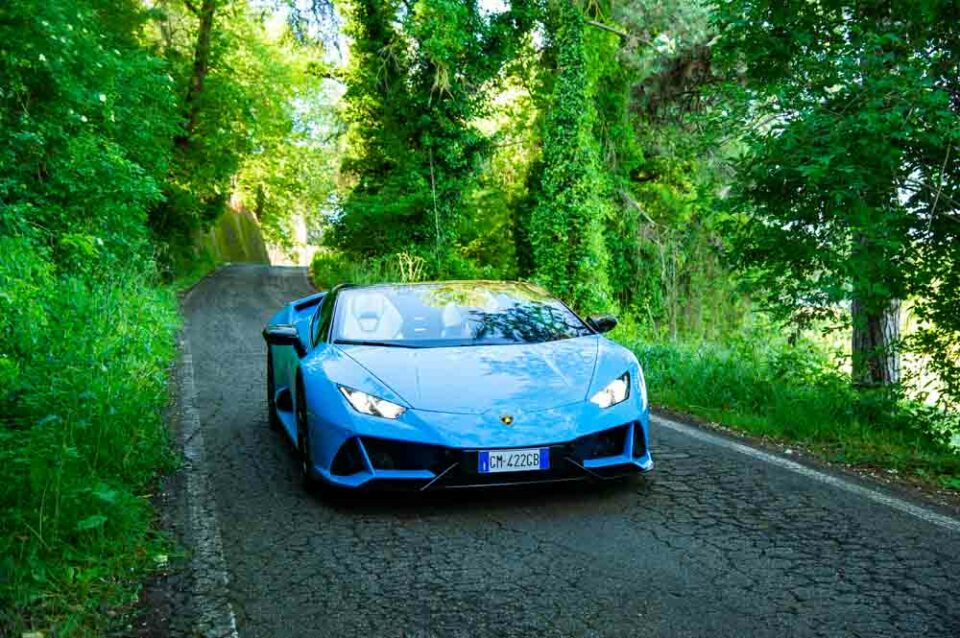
<box><xmin>612</xmin><ymin>319</ymin><xmax>960</xmax><ymax>488</ymax></box>
<box><xmin>0</xmin><ymin>237</ymin><xmax>180</xmax><ymax>636</ymax></box>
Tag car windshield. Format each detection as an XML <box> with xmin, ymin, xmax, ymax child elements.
<box><xmin>331</xmin><ymin>282</ymin><xmax>592</xmax><ymax>347</ymax></box>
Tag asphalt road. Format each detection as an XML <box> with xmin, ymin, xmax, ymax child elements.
<box><xmin>151</xmin><ymin>264</ymin><xmax>960</xmax><ymax>638</ymax></box>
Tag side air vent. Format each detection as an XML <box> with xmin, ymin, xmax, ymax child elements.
<box><xmin>575</xmin><ymin>425</ymin><xmax>629</xmax><ymax>460</ymax></box>
<box><xmin>632</xmin><ymin>422</ymin><xmax>647</xmax><ymax>458</ymax></box>
<box><xmin>331</xmin><ymin>438</ymin><xmax>365</xmax><ymax>476</ymax></box>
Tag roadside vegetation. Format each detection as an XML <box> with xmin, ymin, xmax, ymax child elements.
<box><xmin>1</xmin><ymin>0</ymin><xmax>330</xmax><ymax>634</ymax></box>
<box><xmin>3</xmin><ymin>0</ymin><xmax>959</xmax><ymax>634</ymax></box>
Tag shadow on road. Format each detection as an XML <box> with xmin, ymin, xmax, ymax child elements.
<box><xmin>312</xmin><ymin>473</ymin><xmax>655</xmax><ymax>515</ymax></box>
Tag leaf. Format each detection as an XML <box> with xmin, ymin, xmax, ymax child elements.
<box><xmin>941</xmin><ymin>477</ymin><xmax>960</xmax><ymax>491</ymax></box>
<box><xmin>76</xmin><ymin>515</ymin><xmax>108</xmax><ymax>531</ymax></box>
<box><xmin>92</xmin><ymin>484</ymin><xmax>118</xmax><ymax>504</ymax></box>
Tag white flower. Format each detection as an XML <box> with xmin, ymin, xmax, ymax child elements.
<box><xmin>98</xmin><ymin>93</ymin><xmax>107</xmax><ymax>103</ymax></box>
<box><xmin>38</xmin><ymin>53</ymin><xmax>47</xmax><ymax>62</ymax></box>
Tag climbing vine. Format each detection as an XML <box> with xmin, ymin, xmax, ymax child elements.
<box><xmin>529</xmin><ymin>0</ymin><xmax>613</xmax><ymax>312</ymax></box>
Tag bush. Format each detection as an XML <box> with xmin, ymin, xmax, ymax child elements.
<box><xmin>311</xmin><ymin>250</ymin><xmax>441</xmax><ymax>289</ymax></box>
<box><xmin>614</xmin><ymin>323</ymin><xmax>960</xmax><ymax>484</ymax></box>
<box><xmin>0</xmin><ymin>237</ymin><xmax>179</xmax><ymax>636</ymax></box>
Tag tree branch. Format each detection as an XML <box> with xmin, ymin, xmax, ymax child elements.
<box><xmin>584</xmin><ymin>20</ymin><xmax>652</xmax><ymax>46</ymax></box>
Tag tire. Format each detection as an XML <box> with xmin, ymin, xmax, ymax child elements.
<box><xmin>295</xmin><ymin>378</ymin><xmax>320</xmax><ymax>491</ymax></box>
<box><xmin>266</xmin><ymin>350</ymin><xmax>280</xmax><ymax>431</ymax></box>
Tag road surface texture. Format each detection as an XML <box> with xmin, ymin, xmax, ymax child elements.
<box><xmin>152</xmin><ymin>264</ymin><xmax>960</xmax><ymax>638</ymax></box>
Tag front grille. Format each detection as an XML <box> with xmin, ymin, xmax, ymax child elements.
<box><xmin>353</xmin><ymin>424</ymin><xmax>639</xmax><ymax>488</ymax></box>
<box><xmin>573</xmin><ymin>424</ymin><xmax>629</xmax><ymax>460</ymax></box>
<box><xmin>362</xmin><ymin>436</ymin><xmax>448</xmax><ymax>471</ymax></box>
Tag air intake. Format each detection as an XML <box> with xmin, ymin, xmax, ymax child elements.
<box><xmin>331</xmin><ymin>438</ymin><xmax>365</xmax><ymax>476</ymax></box>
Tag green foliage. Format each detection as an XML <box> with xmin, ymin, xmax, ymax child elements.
<box><xmin>311</xmin><ymin>249</ymin><xmax>401</xmax><ymax>288</ymax></box>
<box><xmin>615</xmin><ymin>322</ymin><xmax>960</xmax><ymax>482</ymax></box>
<box><xmin>0</xmin><ymin>238</ymin><xmax>179</xmax><ymax>636</ymax></box>
<box><xmin>151</xmin><ymin>0</ymin><xmax>332</xmax><ymax>264</ymax></box>
<box><xmin>311</xmin><ymin>249</ymin><xmax>432</xmax><ymax>288</ymax></box>
<box><xmin>714</xmin><ymin>0</ymin><xmax>960</xmax><ymax>394</ymax></box>
<box><xmin>528</xmin><ymin>1</ymin><xmax>613</xmax><ymax>313</ymax></box>
<box><xmin>1</xmin><ymin>0</ymin><xmax>181</xmax><ymax>633</ymax></box>
<box><xmin>0</xmin><ymin>0</ymin><xmax>178</xmax><ymax>262</ymax></box>
<box><xmin>331</xmin><ymin>0</ymin><xmax>535</xmax><ymax>271</ymax></box>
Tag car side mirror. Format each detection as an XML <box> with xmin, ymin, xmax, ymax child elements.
<box><xmin>263</xmin><ymin>324</ymin><xmax>305</xmax><ymax>357</ymax></box>
<box><xmin>587</xmin><ymin>314</ymin><xmax>618</xmax><ymax>334</ymax></box>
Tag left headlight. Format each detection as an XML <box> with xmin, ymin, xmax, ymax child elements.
<box><xmin>338</xmin><ymin>386</ymin><xmax>406</xmax><ymax>419</ymax></box>
<box><xmin>590</xmin><ymin>373</ymin><xmax>630</xmax><ymax>409</ymax></box>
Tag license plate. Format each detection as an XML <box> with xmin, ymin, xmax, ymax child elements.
<box><xmin>478</xmin><ymin>448</ymin><xmax>549</xmax><ymax>473</ymax></box>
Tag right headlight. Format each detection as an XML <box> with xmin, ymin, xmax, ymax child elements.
<box><xmin>590</xmin><ymin>373</ymin><xmax>630</xmax><ymax>409</ymax></box>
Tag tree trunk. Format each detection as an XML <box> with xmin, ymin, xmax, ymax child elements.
<box><xmin>851</xmin><ymin>298</ymin><xmax>901</xmax><ymax>387</ymax></box>
<box><xmin>176</xmin><ymin>0</ymin><xmax>217</xmax><ymax>150</ymax></box>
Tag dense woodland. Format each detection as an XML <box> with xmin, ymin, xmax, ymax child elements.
<box><xmin>1</xmin><ymin>0</ymin><xmax>959</xmax><ymax>634</ymax></box>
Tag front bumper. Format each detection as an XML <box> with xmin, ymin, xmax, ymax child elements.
<box><xmin>311</xmin><ymin>420</ymin><xmax>654</xmax><ymax>490</ymax></box>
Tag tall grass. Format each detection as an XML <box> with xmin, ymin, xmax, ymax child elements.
<box><xmin>613</xmin><ymin>322</ymin><xmax>960</xmax><ymax>486</ymax></box>
<box><xmin>310</xmin><ymin>249</ymin><xmax>428</xmax><ymax>289</ymax></box>
<box><xmin>0</xmin><ymin>237</ymin><xmax>179</xmax><ymax>635</ymax></box>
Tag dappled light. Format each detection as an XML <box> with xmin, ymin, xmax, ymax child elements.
<box><xmin>1</xmin><ymin>0</ymin><xmax>958</xmax><ymax>635</ymax></box>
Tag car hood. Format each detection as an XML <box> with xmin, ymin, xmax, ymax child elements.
<box><xmin>339</xmin><ymin>336</ymin><xmax>601</xmax><ymax>415</ymax></box>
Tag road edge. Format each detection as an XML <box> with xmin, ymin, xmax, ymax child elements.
<box><xmin>652</xmin><ymin>412</ymin><xmax>960</xmax><ymax>531</ymax></box>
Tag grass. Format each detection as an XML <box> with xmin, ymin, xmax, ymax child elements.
<box><xmin>612</xmin><ymin>325</ymin><xmax>960</xmax><ymax>489</ymax></box>
<box><xmin>0</xmin><ymin>237</ymin><xmax>181</xmax><ymax>636</ymax></box>
<box><xmin>310</xmin><ymin>249</ymin><xmax>428</xmax><ymax>289</ymax></box>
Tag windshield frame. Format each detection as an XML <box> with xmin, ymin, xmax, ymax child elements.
<box><xmin>329</xmin><ymin>281</ymin><xmax>594</xmax><ymax>349</ymax></box>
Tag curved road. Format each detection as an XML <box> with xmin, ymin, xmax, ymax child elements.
<box><xmin>151</xmin><ymin>264</ymin><xmax>960</xmax><ymax>638</ymax></box>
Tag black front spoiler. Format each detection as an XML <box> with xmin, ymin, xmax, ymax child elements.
<box><xmin>351</xmin><ymin>457</ymin><xmax>646</xmax><ymax>492</ymax></box>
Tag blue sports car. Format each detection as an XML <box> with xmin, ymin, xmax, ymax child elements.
<box><xmin>263</xmin><ymin>281</ymin><xmax>653</xmax><ymax>490</ymax></box>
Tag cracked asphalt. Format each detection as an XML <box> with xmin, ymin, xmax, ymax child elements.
<box><xmin>150</xmin><ymin>264</ymin><xmax>960</xmax><ymax>638</ymax></box>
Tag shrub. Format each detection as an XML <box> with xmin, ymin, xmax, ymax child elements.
<box><xmin>615</xmin><ymin>323</ymin><xmax>960</xmax><ymax>483</ymax></box>
<box><xmin>0</xmin><ymin>237</ymin><xmax>179</xmax><ymax>636</ymax></box>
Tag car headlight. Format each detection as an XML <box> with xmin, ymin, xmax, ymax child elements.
<box><xmin>338</xmin><ymin>386</ymin><xmax>406</xmax><ymax>419</ymax></box>
<box><xmin>590</xmin><ymin>373</ymin><xmax>630</xmax><ymax>409</ymax></box>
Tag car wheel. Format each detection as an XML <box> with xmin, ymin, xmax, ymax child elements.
<box><xmin>295</xmin><ymin>379</ymin><xmax>320</xmax><ymax>491</ymax></box>
<box><xmin>266</xmin><ymin>350</ymin><xmax>280</xmax><ymax>431</ymax></box>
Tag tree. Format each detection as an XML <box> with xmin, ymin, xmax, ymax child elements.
<box><xmin>331</xmin><ymin>0</ymin><xmax>535</xmax><ymax>272</ymax></box>
<box><xmin>528</xmin><ymin>0</ymin><xmax>613</xmax><ymax>312</ymax></box>
<box><xmin>715</xmin><ymin>0</ymin><xmax>960</xmax><ymax>390</ymax></box>
<box><xmin>149</xmin><ymin>0</ymin><xmax>331</xmax><ymax>265</ymax></box>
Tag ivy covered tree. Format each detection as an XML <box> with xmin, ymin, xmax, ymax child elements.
<box><xmin>528</xmin><ymin>0</ymin><xmax>613</xmax><ymax>312</ymax></box>
<box><xmin>715</xmin><ymin>0</ymin><xmax>960</xmax><ymax>391</ymax></box>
